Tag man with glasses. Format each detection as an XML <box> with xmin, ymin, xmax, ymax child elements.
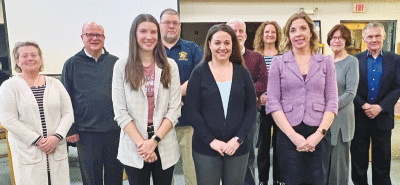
<box><xmin>351</xmin><ymin>22</ymin><xmax>400</xmax><ymax>185</ymax></box>
<box><xmin>160</xmin><ymin>8</ymin><xmax>203</xmax><ymax>185</ymax></box>
<box><xmin>61</xmin><ymin>22</ymin><xmax>123</xmax><ymax>185</ymax></box>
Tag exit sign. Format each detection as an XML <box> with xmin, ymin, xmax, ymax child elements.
<box><xmin>353</xmin><ymin>3</ymin><xmax>366</xmax><ymax>13</ymax></box>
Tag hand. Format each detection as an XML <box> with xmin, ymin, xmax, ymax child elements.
<box><xmin>260</xmin><ymin>93</ymin><xmax>267</xmax><ymax>105</ymax></box>
<box><xmin>143</xmin><ymin>151</ymin><xmax>158</xmax><ymax>163</ymax></box>
<box><xmin>362</xmin><ymin>103</ymin><xmax>372</xmax><ymax>110</ymax></box>
<box><xmin>223</xmin><ymin>138</ymin><xmax>240</xmax><ymax>156</ymax></box>
<box><xmin>137</xmin><ymin>139</ymin><xmax>157</xmax><ymax>159</ymax></box>
<box><xmin>364</xmin><ymin>104</ymin><xmax>382</xmax><ymax>119</ymax></box>
<box><xmin>38</xmin><ymin>136</ymin><xmax>59</xmax><ymax>154</ymax></box>
<box><xmin>180</xmin><ymin>101</ymin><xmax>184</xmax><ymax>106</ymax></box>
<box><xmin>288</xmin><ymin>132</ymin><xmax>307</xmax><ymax>152</ymax></box>
<box><xmin>210</xmin><ymin>139</ymin><xmax>227</xmax><ymax>156</ymax></box>
<box><xmin>66</xmin><ymin>134</ymin><xmax>79</xmax><ymax>143</ymax></box>
<box><xmin>304</xmin><ymin>131</ymin><xmax>324</xmax><ymax>152</ymax></box>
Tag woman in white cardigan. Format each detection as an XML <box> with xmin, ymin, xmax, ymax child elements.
<box><xmin>0</xmin><ymin>41</ymin><xmax>74</xmax><ymax>185</ymax></box>
<box><xmin>112</xmin><ymin>14</ymin><xmax>181</xmax><ymax>185</ymax></box>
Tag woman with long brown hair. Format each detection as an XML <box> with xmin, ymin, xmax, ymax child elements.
<box><xmin>186</xmin><ymin>24</ymin><xmax>256</xmax><ymax>185</ymax></box>
<box><xmin>253</xmin><ymin>21</ymin><xmax>282</xmax><ymax>185</ymax></box>
<box><xmin>111</xmin><ymin>14</ymin><xmax>181</xmax><ymax>185</ymax></box>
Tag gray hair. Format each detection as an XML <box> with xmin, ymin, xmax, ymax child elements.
<box><xmin>226</xmin><ymin>18</ymin><xmax>246</xmax><ymax>32</ymax></box>
<box><xmin>363</xmin><ymin>21</ymin><xmax>385</xmax><ymax>37</ymax></box>
<box><xmin>82</xmin><ymin>22</ymin><xmax>104</xmax><ymax>35</ymax></box>
<box><xmin>160</xmin><ymin>8</ymin><xmax>180</xmax><ymax>21</ymax></box>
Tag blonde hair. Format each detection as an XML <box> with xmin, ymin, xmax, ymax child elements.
<box><xmin>253</xmin><ymin>21</ymin><xmax>282</xmax><ymax>54</ymax></box>
<box><xmin>280</xmin><ymin>12</ymin><xmax>319</xmax><ymax>53</ymax></box>
<box><xmin>13</xmin><ymin>41</ymin><xmax>44</xmax><ymax>73</ymax></box>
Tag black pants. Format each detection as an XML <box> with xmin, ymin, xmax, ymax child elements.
<box><xmin>124</xmin><ymin>148</ymin><xmax>175</xmax><ymax>185</ymax></box>
<box><xmin>258</xmin><ymin>106</ymin><xmax>279</xmax><ymax>183</ymax></box>
<box><xmin>350</xmin><ymin>121</ymin><xmax>392</xmax><ymax>185</ymax></box>
<box><xmin>277</xmin><ymin>122</ymin><xmax>330</xmax><ymax>185</ymax></box>
<box><xmin>77</xmin><ymin>130</ymin><xmax>123</xmax><ymax>185</ymax></box>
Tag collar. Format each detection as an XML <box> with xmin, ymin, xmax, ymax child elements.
<box><xmin>241</xmin><ymin>47</ymin><xmax>245</xmax><ymax>55</ymax></box>
<box><xmin>84</xmin><ymin>48</ymin><xmax>105</xmax><ymax>61</ymax></box>
<box><xmin>366</xmin><ymin>49</ymin><xmax>383</xmax><ymax>58</ymax></box>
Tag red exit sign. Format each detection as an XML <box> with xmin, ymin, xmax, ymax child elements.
<box><xmin>353</xmin><ymin>3</ymin><xmax>366</xmax><ymax>13</ymax></box>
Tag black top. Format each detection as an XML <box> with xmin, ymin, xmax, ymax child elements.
<box><xmin>61</xmin><ymin>48</ymin><xmax>120</xmax><ymax>135</ymax></box>
<box><xmin>185</xmin><ymin>62</ymin><xmax>257</xmax><ymax>156</ymax></box>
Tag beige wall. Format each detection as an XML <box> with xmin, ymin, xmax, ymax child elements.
<box><xmin>0</xmin><ymin>2</ymin><xmax>4</xmax><ymax>24</ymax></box>
<box><xmin>180</xmin><ymin>0</ymin><xmax>400</xmax><ymax>55</ymax></box>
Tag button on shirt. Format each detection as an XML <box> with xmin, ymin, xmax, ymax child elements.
<box><xmin>366</xmin><ymin>50</ymin><xmax>383</xmax><ymax>103</ymax></box>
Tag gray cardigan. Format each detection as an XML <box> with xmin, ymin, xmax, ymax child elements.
<box><xmin>330</xmin><ymin>55</ymin><xmax>359</xmax><ymax>145</ymax></box>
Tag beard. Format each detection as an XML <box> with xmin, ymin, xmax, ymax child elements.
<box><xmin>163</xmin><ymin>34</ymin><xmax>179</xmax><ymax>44</ymax></box>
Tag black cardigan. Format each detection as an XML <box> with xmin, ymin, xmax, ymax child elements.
<box><xmin>186</xmin><ymin>62</ymin><xmax>257</xmax><ymax>156</ymax></box>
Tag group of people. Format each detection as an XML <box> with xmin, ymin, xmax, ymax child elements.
<box><xmin>0</xmin><ymin>8</ymin><xmax>399</xmax><ymax>185</ymax></box>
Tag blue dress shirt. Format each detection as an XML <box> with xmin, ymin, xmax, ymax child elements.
<box><xmin>366</xmin><ymin>50</ymin><xmax>383</xmax><ymax>103</ymax></box>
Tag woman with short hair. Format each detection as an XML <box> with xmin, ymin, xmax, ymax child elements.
<box><xmin>0</xmin><ymin>41</ymin><xmax>74</xmax><ymax>185</ymax></box>
<box><xmin>326</xmin><ymin>24</ymin><xmax>359</xmax><ymax>185</ymax></box>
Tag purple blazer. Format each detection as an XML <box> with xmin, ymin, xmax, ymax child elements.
<box><xmin>266</xmin><ymin>50</ymin><xmax>338</xmax><ymax>127</ymax></box>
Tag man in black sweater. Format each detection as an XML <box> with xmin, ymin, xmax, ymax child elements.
<box><xmin>61</xmin><ymin>22</ymin><xmax>123</xmax><ymax>185</ymax></box>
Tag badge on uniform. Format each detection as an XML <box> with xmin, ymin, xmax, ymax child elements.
<box><xmin>179</xmin><ymin>51</ymin><xmax>188</xmax><ymax>61</ymax></box>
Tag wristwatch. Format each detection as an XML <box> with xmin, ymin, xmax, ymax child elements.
<box><xmin>151</xmin><ymin>134</ymin><xmax>161</xmax><ymax>143</ymax></box>
<box><xmin>234</xmin><ymin>136</ymin><xmax>243</xmax><ymax>145</ymax></box>
<box><xmin>318</xmin><ymin>128</ymin><xmax>327</xmax><ymax>136</ymax></box>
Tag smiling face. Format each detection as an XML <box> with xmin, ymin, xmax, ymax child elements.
<box><xmin>228</xmin><ymin>21</ymin><xmax>247</xmax><ymax>50</ymax></box>
<box><xmin>363</xmin><ymin>27</ymin><xmax>386</xmax><ymax>53</ymax></box>
<box><xmin>81</xmin><ymin>23</ymin><xmax>105</xmax><ymax>54</ymax></box>
<box><xmin>289</xmin><ymin>18</ymin><xmax>312</xmax><ymax>51</ymax></box>
<box><xmin>209</xmin><ymin>31</ymin><xmax>232</xmax><ymax>62</ymax></box>
<box><xmin>263</xmin><ymin>24</ymin><xmax>277</xmax><ymax>45</ymax></box>
<box><xmin>16</xmin><ymin>45</ymin><xmax>42</xmax><ymax>73</ymax></box>
<box><xmin>136</xmin><ymin>21</ymin><xmax>158</xmax><ymax>53</ymax></box>
<box><xmin>329</xmin><ymin>30</ymin><xmax>346</xmax><ymax>53</ymax></box>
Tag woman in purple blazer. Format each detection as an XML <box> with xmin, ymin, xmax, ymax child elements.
<box><xmin>266</xmin><ymin>12</ymin><xmax>338</xmax><ymax>185</ymax></box>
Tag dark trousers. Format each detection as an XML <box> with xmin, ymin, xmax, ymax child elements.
<box><xmin>257</xmin><ymin>106</ymin><xmax>279</xmax><ymax>183</ymax></box>
<box><xmin>124</xmin><ymin>148</ymin><xmax>175</xmax><ymax>185</ymax></box>
<box><xmin>350</xmin><ymin>121</ymin><xmax>392</xmax><ymax>185</ymax></box>
<box><xmin>245</xmin><ymin>112</ymin><xmax>259</xmax><ymax>185</ymax></box>
<box><xmin>193</xmin><ymin>151</ymin><xmax>249</xmax><ymax>185</ymax></box>
<box><xmin>77</xmin><ymin>130</ymin><xmax>123</xmax><ymax>185</ymax></box>
<box><xmin>277</xmin><ymin>122</ymin><xmax>330</xmax><ymax>185</ymax></box>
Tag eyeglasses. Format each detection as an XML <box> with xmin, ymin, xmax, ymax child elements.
<box><xmin>331</xmin><ymin>36</ymin><xmax>344</xmax><ymax>42</ymax></box>
<box><xmin>83</xmin><ymin>33</ymin><xmax>105</xmax><ymax>39</ymax></box>
<box><xmin>161</xmin><ymin>21</ymin><xmax>180</xmax><ymax>27</ymax></box>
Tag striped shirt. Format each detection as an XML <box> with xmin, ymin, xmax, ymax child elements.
<box><xmin>264</xmin><ymin>55</ymin><xmax>281</xmax><ymax>72</ymax></box>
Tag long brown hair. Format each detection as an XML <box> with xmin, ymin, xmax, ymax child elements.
<box><xmin>202</xmin><ymin>24</ymin><xmax>244</xmax><ymax>65</ymax></box>
<box><xmin>125</xmin><ymin>14</ymin><xmax>171</xmax><ymax>90</ymax></box>
<box><xmin>281</xmin><ymin>12</ymin><xmax>319</xmax><ymax>53</ymax></box>
<box><xmin>253</xmin><ymin>21</ymin><xmax>282</xmax><ymax>54</ymax></box>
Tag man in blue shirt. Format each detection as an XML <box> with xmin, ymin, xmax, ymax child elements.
<box><xmin>352</xmin><ymin>22</ymin><xmax>400</xmax><ymax>185</ymax></box>
<box><xmin>160</xmin><ymin>8</ymin><xmax>203</xmax><ymax>185</ymax></box>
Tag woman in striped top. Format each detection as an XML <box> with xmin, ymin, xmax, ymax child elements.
<box><xmin>0</xmin><ymin>41</ymin><xmax>74</xmax><ymax>185</ymax></box>
<box><xmin>253</xmin><ymin>21</ymin><xmax>283</xmax><ymax>185</ymax></box>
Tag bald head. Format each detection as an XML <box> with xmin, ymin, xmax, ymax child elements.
<box><xmin>81</xmin><ymin>22</ymin><xmax>105</xmax><ymax>59</ymax></box>
<box><xmin>82</xmin><ymin>22</ymin><xmax>104</xmax><ymax>35</ymax></box>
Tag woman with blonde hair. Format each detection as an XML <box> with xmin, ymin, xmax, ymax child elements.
<box><xmin>0</xmin><ymin>41</ymin><xmax>74</xmax><ymax>185</ymax></box>
<box><xmin>266</xmin><ymin>12</ymin><xmax>338</xmax><ymax>184</ymax></box>
<box><xmin>253</xmin><ymin>21</ymin><xmax>283</xmax><ymax>185</ymax></box>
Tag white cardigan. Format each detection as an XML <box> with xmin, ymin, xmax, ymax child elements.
<box><xmin>112</xmin><ymin>58</ymin><xmax>181</xmax><ymax>170</ymax></box>
<box><xmin>0</xmin><ymin>76</ymin><xmax>74</xmax><ymax>185</ymax></box>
